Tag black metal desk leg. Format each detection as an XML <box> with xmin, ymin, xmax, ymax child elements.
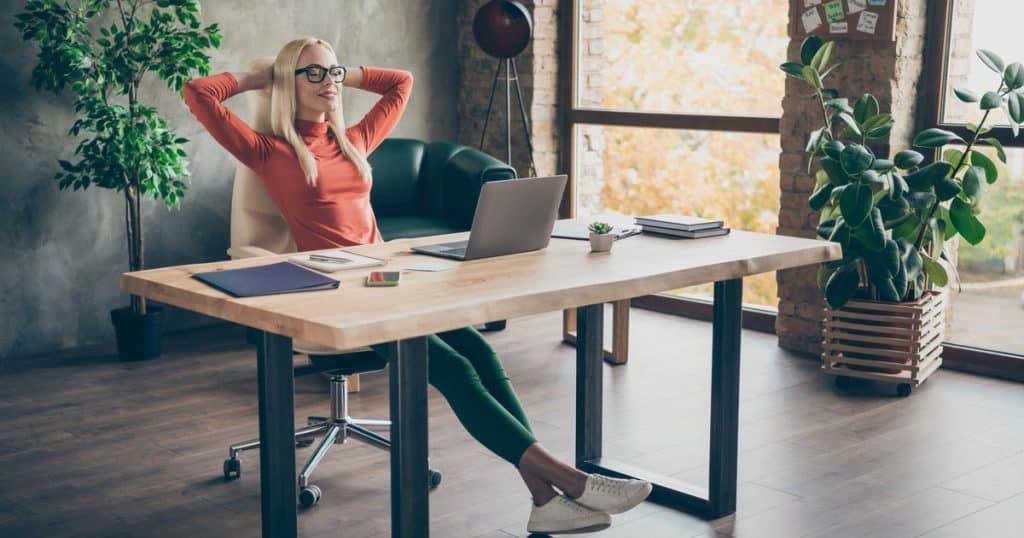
<box><xmin>576</xmin><ymin>304</ymin><xmax>604</xmax><ymax>468</ymax></box>
<box><xmin>709</xmin><ymin>278</ymin><xmax>743</xmax><ymax>517</ymax></box>
<box><xmin>388</xmin><ymin>337</ymin><xmax>430</xmax><ymax>538</ymax></box>
<box><xmin>256</xmin><ymin>331</ymin><xmax>297</xmax><ymax>538</ymax></box>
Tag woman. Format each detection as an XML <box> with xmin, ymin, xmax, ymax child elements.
<box><xmin>183</xmin><ymin>36</ymin><xmax>651</xmax><ymax>535</ymax></box>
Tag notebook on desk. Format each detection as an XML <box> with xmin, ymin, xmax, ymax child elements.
<box><xmin>192</xmin><ymin>261</ymin><xmax>340</xmax><ymax>297</ymax></box>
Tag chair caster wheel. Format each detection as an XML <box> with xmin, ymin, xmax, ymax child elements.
<box><xmin>223</xmin><ymin>458</ymin><xmax>241</xmax><ymax>480</ymax></box>
<box><xmin>429</xmin><ymin>469</ymin><xmax>443</xmax><ymax>490</ymax></box>
<box><xmin>897</xmin><ymin>383</ymin><xmax>912</xmax><ymax>397</ymax></box>
<box><xmin>834</xmin><ymin>375</ymin><xmax>851</xmax><ymax>389</ymax></box>
<box><xmin>296</xmin><ymin>438</ymin><xmax>314</xmax><ymax>448</ymax></box>
<box><xmin>299</xmin><ymin>485</ymin><xmax>322</xmax><ymax>508</ymax></box>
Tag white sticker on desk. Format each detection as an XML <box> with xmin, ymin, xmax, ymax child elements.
<box><xmin>847</xmin><ymin>0</ymin><xmax>867</xmax><ymax>14</ymax></box>
<box><xmin>802</xmin><ymin>7</ymin><xmax>823</xmax><ymax>33</ymax></box>
<box><xmin>856</xmin><ymin>10</ymin><xmax>878</xmax><ymax>34</ymax></box>
<box><xmin>804</xmin><ymin>0</ymin><xmax>822</xmax><ymax>6</ymax></box>
<box><xmin>830</xmin><ymin>21</ymin><xmax>849</xmax><ymax>33</ymax></box>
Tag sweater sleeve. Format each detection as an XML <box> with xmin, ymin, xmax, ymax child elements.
<box><xmin>347</xmin><ymin>67</ymin><xmax>413</xmax><ymax>154</ymax></box>
<box><xmin>182</xmin><ymin>73</ymin><xmax>274</xmax><ymax>172</ymax></box>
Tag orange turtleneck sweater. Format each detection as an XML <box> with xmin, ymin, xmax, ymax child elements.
<box><xmin>182</xmin><ymin>67</ymin><xmax>413</xmax><ymax>251</ymax></box>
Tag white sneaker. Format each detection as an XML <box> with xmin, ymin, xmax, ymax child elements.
<box><xmin>571</xmin><ymin>474</ymin><xmax>653</xmax><ymax>515</ymax></box>
<box><xmin>527</xmin><ymin>495</ymin><xmax>612</xmax><ymax>534</ymax></box>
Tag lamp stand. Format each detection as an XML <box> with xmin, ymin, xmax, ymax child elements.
<box><xmin>478</xmin><ymin>57</ymin><xmax>537</xmax><ymax>177</ymax></box>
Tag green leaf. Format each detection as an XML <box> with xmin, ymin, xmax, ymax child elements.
<box><xmin>936</xmin><ymin>206</ymin><xmax>956</xmax><ymax>240</ymax></box>
<box><xmin>950</xmin><ymin>198</ymin><xmax>987</xmax><ymax>245</ymax></box>
<box><xmin>905</xmin><ymin>161</ymin><xmax>954</xmax><ymax>191</ymax></box>
<box><xmin>875</xmin><ymin>277</ymin><xmax>901</xmax><ymax>302</ymax></box>
<box><xmin>913</xmin><ymin>128</ymin><xmax>966</xmax><ymax>147</ymax></box>
<box><xmin>821</xmin><ymin>157</ymin><xmax>850</xmax><ymax>185</ymax></box>
<box><xmin>825</xmin><ymin>98</ymin><xmax>853</xmax><ymax>115</ymax></box>
<box><xmin>953</xmin><ymin>87</ymin><xmax>979</xmax><ymax>103</ymax></box>
<box><xmin>904</xmin><ymin>246</ymin><xmax>924</xmax><ymax>281</ymax></box>
<box><xmin>866</xmin><ymin>123</ymin><xmax>892</xmax><ymax>139</ymax></box>
<box><xmin>823</xmin><ymin>140</ymin><xmax>845</xmax><ymax>160</ymax></box>
<box><xmin>1008</xmin><ymin>92</ymin><xmax>1024</xmax><ymax>124</ymax></box>
<box><xmin>801</xmin><ymin>36</ymin><xmax>824</xmax><ymax>66</ymax></box>
<box><xmin>977</xmin><ymin>49</ymin><xmax>1005</xmax><ymax>74</ymax></box>
<box><xmin>934</xmin><ymin>174</ymin><xmax>962</xmax><ymax>202</ymax></box>
<box><xmin>825</xmin><ymin>263</ymin><xmax>862</xmax><ymax>309</ymax></box>
<box><xmin>856</xmin><ymin>208</ymin><xmax>886</xmax><ymax>251</ymax></box>
<box><xmin>809</xmin><ymin>183</ymin><xmax>834</xmax><ymax>211</ymax></box>
<box><xmin>1003</xmin><ymin>62</ymin><xmax>1024</xmax><ymax>90</ymax></box>
<box><xmin>871</xmin><ymin>159</ymin><xmax>895</xmax><ymax>171</ymax></box>
<box><xmin>780</xmin><ymin>61</ymin><xmax>805</xmax><ymax>79</ymax></box>
<box><xmin>853</xmin><ymin>94</ymin><xmax>879</xmax><ymax>124</ymax></box>
<box><xmin>962</xmin><ymin>166</ymin><xmax>983</xmax><ymax>200</ymax></box>
<box><xmin>840</xmin><ymin>144</ymin><xmax>874</xmax><ymax>175</ymax></box>
<box><xmin>810</xmin><ymin>41</ymin><xmax>834</xmax><ymax>73</ymax></box>
<box><xmin>834</xmin><ymin>111</ymin><xmax>861</xmax><ymax>136</ymax></box>
<box><xmin>921</xmin><ymin>253</ymin><xmax>949</xmax><ymax>287</ymax></box>
<box><xmin>840</xmin><ymin>184</ymin><xmax>873</xmax><ymax>227</ymax></box>
<box><xmin>882</xmin><ymin>239</ymin><xmax>901</xmax><ymax>276</ymax></box>
<box><xmin>971</xmin><ymin>151</ymin><xmax>998</xmax><ymax>184</ymax></box>
<box><xmin>817</xmin><ymin>264</ymin><xmax>837</xmax><ymax>292</ymax></box>
<box><xmin>980</xmin><ymin>91</ymin><xmax>1002</xmax><ymax>110</ymax></box>
<box><xmin>943</xmin><ymin>148</ymin><xmax>965</xmax><ymax>167</ymax></box>
<box><xmin>893</xmin><ymin>150</ymin><xmax>924</xmax><ymax>169</ymax></box>
<box><xmin>806</xmin><ymin>127</ymin><xmax>827</xmax><ymax>154</ymax></box>
<box><xmin>890</xmin><ymin>173</ymin><xmax>909</xmax><ymax>200</ymax></box>
<box><xmin>802</xmin><ymin>65</ymin><xmax>823</xmax><ymax>89</ymax></box>
<box><xmin>980</xmin><ymin>137</ymin><xmax>1007</xmax><ymax>163</ymax></box>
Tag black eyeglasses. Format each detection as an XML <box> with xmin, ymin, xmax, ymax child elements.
<box><xmin>294</xmin><ymin>64</ymin><xmax>346</xmax><ymax>84</ymax></box>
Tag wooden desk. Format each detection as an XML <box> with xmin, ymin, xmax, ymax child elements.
<box><xmin>121</xmin><ymin>228</ymin><xmax>840</xmax><ymax>537</ymax></box>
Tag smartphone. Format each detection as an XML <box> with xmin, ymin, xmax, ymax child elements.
<box><xmin>365</xmin><ymin>271</ymin><xmax>401</xmax><ymax>287</ymax></box>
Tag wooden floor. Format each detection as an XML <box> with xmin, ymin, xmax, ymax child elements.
<box><xmin>2</xmin><ymin>308</ymin><xmax>1023</xmax><ymax>537</ymax></box>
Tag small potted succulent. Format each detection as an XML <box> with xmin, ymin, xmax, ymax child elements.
<box><xmin>588</xmin><ymin>221</ymin><xmax>614</xmax><ymax>252</ymax></box>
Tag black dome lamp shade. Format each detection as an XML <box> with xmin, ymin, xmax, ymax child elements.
<box><xmin>471</xmin><ymin>0</ymin><xmax>537</xmax><ymax>176</ymax></box>
<box><xmin>473</xmin><ymin>0</ymin><xmax>533</xmax><ymax>59</ymax></box>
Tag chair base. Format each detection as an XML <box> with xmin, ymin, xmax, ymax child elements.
<box><xmin>222</xmin><ymin>371</ymin><xmax>442</xmax><ymax>506</ymax></box>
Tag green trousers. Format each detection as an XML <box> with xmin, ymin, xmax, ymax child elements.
<box><xmin>371</xmin><ymin>327</ymin><xmax>537</xmax><ymax>465</ymax></box>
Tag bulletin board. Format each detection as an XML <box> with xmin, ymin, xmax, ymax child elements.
<box><xmin>791</xmin><ymin>0</ymin><xmax>898</xmax><ymax>42</ymax></box>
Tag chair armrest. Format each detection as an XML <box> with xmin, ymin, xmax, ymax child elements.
<box><xmin>227</xmin><ymin>245</ymin><xmax>277</xmax><ymax>260</ymax></box>
<box><xmin>439</xmin><ymin>146</ymin><xmax>517</xmax><ymax>229</ymax></box>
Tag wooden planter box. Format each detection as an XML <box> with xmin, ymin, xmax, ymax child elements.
<box><xmin>821</xmin><ymin>291</ymin><xmax>945</xmax><ymax>396</ymax></box>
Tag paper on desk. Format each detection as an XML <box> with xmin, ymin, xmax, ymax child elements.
<box><xmin>405</xmin><ymin>263</ymin><xmax>455</xmax><ymax>272</ymax></box>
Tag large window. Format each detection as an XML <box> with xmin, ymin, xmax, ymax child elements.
<box><xmin>565</xmin><ymin>0</ymin><xmax>788</xmax><ymax>309</ymax></box>
<box><xmin>924</xmin><ymin>0</ymin><xmax>1024</xmax><ymax>360</ymax></box>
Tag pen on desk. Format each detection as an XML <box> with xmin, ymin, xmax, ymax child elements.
<box><xmin>309</xmin><ymin>254</ymin><xmax>352</xmax><ymax>264</ymax></box>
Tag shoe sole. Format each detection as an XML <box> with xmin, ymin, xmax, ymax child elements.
<box><xmin>601</xmin><ymin>482</ymin><xmax>654</xmax><ymax>515</ymax></box>
<box><xmin>527</xmin><ymin>521</ymin><xmax>612</xmax><ymax>534</ymax></box>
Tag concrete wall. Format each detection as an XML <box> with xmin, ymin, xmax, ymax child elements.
<box><xmin>0</xmin><ymin>0</ymin><xmax>459</xmax><ymax>360</ymax></box>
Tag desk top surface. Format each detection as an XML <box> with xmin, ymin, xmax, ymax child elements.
<box><xmin>120</xmin><ymin>224</ymin><xmax>841</xmax><ymax>349</ymax></box>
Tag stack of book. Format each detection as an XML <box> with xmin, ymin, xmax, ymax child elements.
<box><xmin>634</xmin><ymin>214</ymin><xmax>730</xmax><ymax>239</ymax></box>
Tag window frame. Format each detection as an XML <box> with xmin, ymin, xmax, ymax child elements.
<box><xmin>556</xmin><ymin>0</ymin><xmax>783</xmax><ymax>325</ymax></box>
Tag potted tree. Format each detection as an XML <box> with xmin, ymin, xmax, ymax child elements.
<box><xmin>15</xmin><ymin>0</ymin><xmax>221</xmax><ymax>360</ymax></box>
<box><xmin>781</xmin><ymin>37</ymin><xmax>1024</xmax><ymax>395</ymax></box>
<box><xmin>588</xmin><ymin>221</ymin><xmax>615</xmax><ymax>252</ymax></box>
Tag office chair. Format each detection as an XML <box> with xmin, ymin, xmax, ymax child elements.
<box><xmin>221</xmin><ymin>59</ymin><xmax>514</xmax><ymax>507</ymax></box>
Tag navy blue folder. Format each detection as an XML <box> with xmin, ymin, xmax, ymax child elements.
<box><xmin>192</xmin><ymin>261</ymin><xmax>340</xmax><ymax>297</ymax></box>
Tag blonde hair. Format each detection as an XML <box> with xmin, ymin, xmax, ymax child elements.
<box><xmin>270</xmin><ymin>37</ymin><xmax>372</xmax><ymax>187</ymax></box>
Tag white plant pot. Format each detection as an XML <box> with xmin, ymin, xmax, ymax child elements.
<box><xmin>589</xmin><ymin>232</ymin><xmax>614</xmax><ymax>252</ymax></box>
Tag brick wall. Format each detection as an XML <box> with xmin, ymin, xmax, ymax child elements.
<box><xmin>776</xmin><ymin>0</ymin><xmax>934</xmax><ymax>356</ymax></box>
<box><xmin>456</xmin><ymin>0</ymin><xmax>560</xmax><ymax>178</ymax></box>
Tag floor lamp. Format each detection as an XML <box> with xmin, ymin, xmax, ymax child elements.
<box><xmin>473</xmin><ymin>0</ymin><xmax>538</xmax><ymax>177</ymax></box>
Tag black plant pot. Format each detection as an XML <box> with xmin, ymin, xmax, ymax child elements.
<box><xmin>110</xmin><ymin>305</ymin><xmax>164</xmax><ymax>361</ymax></box>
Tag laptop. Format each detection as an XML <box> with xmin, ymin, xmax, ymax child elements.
<box><xmin>412</xmin><ymin>175</ymin><xmax>568</xmax><ymax>261</ymax></box>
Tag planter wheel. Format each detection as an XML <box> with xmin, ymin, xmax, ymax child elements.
<box><xmin>223</xmin><ymin>458</ymin><xmax>241</xmax><ymax>480</ymax></box>
<box><xmin>833</xmin><ymin>375</ymin><xmax>852</xmax><ymax>389</ymax></box>
<box><xmin>897</xmin><ymin>383</ymin><xmax>912</xmax><ymax>398</ymax></box>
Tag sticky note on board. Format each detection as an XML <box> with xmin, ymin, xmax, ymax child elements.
<box><xmin>847</xmin><ymin>0</ymin><xmax>867</xmax><ymax>14</ymax></box>
<box><xmin>868</xmin><ymin>0</ymin><xmax>887</xmax><ymax>5</ymax></box>
<box><xmin>857</xmin><ymin>10</ymin><xmax>879</xmax><ymax>34</ymax></box>
<box><xmin>804</xmin><ymin>0</ymin><xmax>822</xmax><ymax>6</ymax></box>
<box><xmin>830</xmin><ymin>21</ymin><xmax>849</xmax><ymax>34</ymax></box>
<box><xmin>824</xmin><ymin>0</ymin><xmax>845</xmax><ymax>23</ymax></box>
<box><xmin>802</xmin><ymin>7</ymin><xmax>823</xmax><ymax>32</ymax></box>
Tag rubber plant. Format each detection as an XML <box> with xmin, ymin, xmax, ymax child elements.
<box><xmin>14</xmin><ymin>0</ymin><xmax>222</xmax><ymax>320</ymax></box>
<box><xmin>781</xmin><ymin>37</ymin><xmax>1024</xmax><ymax>308</ymax></box>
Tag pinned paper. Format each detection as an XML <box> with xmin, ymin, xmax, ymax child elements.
<box><xmin>857</xmin><ymin>10</ymin><xmax>879</xmax><ymax>34</ymax></box>
<box><xmin>824</xmin><ymin>0</ymin><xmax>845</xmax><ymax>23</ymax></box>
<box><xmin>830</xmin><ymin>21</ymin><xmax>849</xmax><ymax>34</ymax></box>
<box><xmin>804</xmin><ymin>0</ymin><xmax>822</xmax><ymax>6</ymax></box>
<box><xmin>847</xmin><ymin>0</ymin><xmax>867</xmax><ymax>14</ymax></box>
<box><xmin>802</xmin><ymin>7</ymin><xmax>823</xmax><ymax>33</ymax></box>
<box><xmin>868</xmin><ymin>0</ymin><xmax>887</xmax><ymax>5</ymax></box>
